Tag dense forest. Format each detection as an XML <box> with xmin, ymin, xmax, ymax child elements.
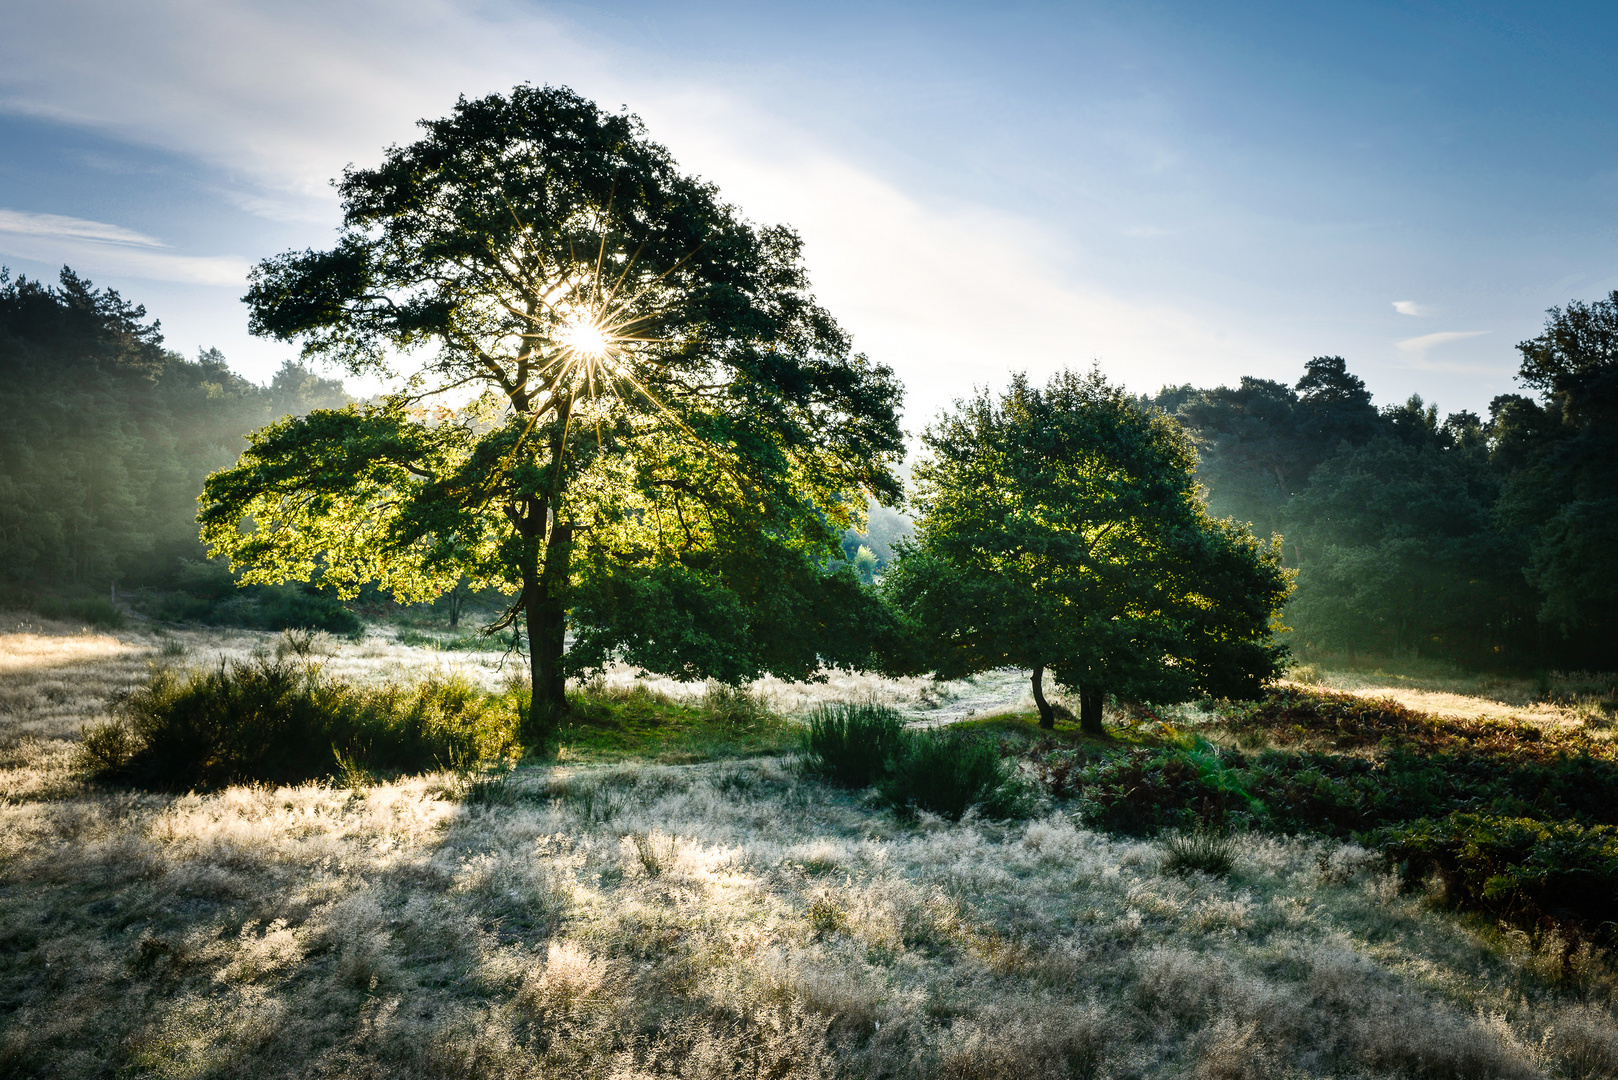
<box><xmin>0</xmin><ymin>267</ymin><xmax>352</xmax><ymax>627</ymax></box>
<box><xmin>3</xmin><ymin>264</ymin><xmax>1614</xmax><ymax>672</ymax></box>
<box><xmin>1149</xmin><ymin>320</ymin><xmax>1618</xmax><ymax>670</ymax></box>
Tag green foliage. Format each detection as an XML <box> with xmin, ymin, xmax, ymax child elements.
<box><xmin>26</xmin><ymin>595</ymin><xmax>126</xmax><ymax>628</ymax></box>
<box><xmin>1379</xmin><ymin>813</ymin><xmax>1618</xmax><ymax>938</ymax></box>
<box><xmin>887</xmin><ymin>367</ymin><xmax>1290</xmax><ymax>731</ymax></box>
<box><xmin>135</xmin><ymin>560</ymin><xmax>361</xmax><ymax>634</ymax></box>
<box><xmin>213</xmin><ymin>85</ymin><xmax>905</xmax><ymax>728</ymax></box>
<box><xmin>1494</xmin><ymin>292</ymin><xmax>1618</xmax><ymax>661</ymax></box>
<box><xmin>876</xmin><ymin>729</ymin><xmax>1034</xmax><ymax>821</ymax></box>
<box><xmin>1161</xmin><ymin>827</ymin><xmax>1236</xmax><ymax>877</ymax></box>
<box><xmin>96</xmin><ymin>659</ymin><xmax>519</xmax><ymax>790</ymax></box>
<box><xmin>1283</xmin><ymin>412</ymin><xmax>1534</xmax><ymax>660</ymax></box>
<box><xmin>556</xmin><ymin>680</ymin><xmax>797</xmax><ymax>764</ymax></box>
<box><xmin>800</xmin><ymin>702</ymin><xmax>1032</xmax><ymax>819</ymax></box>
<box><xmin>1049</xmin><ymin>686</ymin><xmax>1618</xmax><ymax>841</ymax></box>
<box><xmin>0</xmin><ymin>268</ymin><xmax>348</xmax><ymax>590</ymax></box>
<box><xmin>801</xmin><ymin>701</ymin><xmax>909</xmax><ymax>788</ymax></box>
<box><xmin>1018</xmin><ymin>683</ymin><xmax>1618</xmax><ymax>937</ymax></box>
<box><xmin>1067</xmin><ymin>743</ymin><xmax>1266</xmax><ymax>835</ymax></box>
<box><xmin>1160</xmin><ymin>325</ymin><xmax>1618</xmax><ymax>670</ymax></box>
<box><xmin>77</xmin><ymin>719</ymin><xmax>135</xmax><ymax>773</ymax></box>
<box><xmin>839</xmin><ymin>501</ymin><xmax>912</xmax><ymax>579</ymax></box>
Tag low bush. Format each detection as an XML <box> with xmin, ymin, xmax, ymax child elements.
<box><xmin>1069</xmin><ymin>744</ymin><xmax>1268</xmax><ymax>835</ymax></box>
<box><xmin>1378</xmin><ymin>813</ymin><xmax>1618</xmax><ymax>939</ymax></box>
<box><xmin>30</xmin><ymin>595</ymin><xmax>127</xmax><ymax>629</ymax></box>
<box><xmin>877</xmin><ymin>729</ymin><xmax>1034</xmax><ymax>821</ymax></box>
<box><xmin>802</xmin><ymin>701</ymin><xmax>909</xmax><ymax>788</ymax></box>
<box><xmin>1049</xmin><ymin>713</ymin><xmax>1618</xmax><ymax>839</ymax></box>
<box><xmin>96</xmin><ymin>658</ymin><xmax>519</xmax><ymax>789</ymax></box>
<box><xmin>1161</xmin><ymin>826</ymin><xmax>1235</xmax><ymax>877</ymax></box>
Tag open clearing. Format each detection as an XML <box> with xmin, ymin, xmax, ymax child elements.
<box><xmin>4</xmin><ymin>618</ymin><xmax>1618</xmax><ymax>1078</ymax></box>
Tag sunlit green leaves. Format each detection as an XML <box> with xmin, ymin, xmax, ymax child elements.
<box><xmin>887</xmin><ymin>368</ymin><xmax>1290</xmax><ymax>707</ymax></box>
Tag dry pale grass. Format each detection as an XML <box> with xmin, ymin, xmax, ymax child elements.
<box><xmin>5</xmin><ymin>619</ymin><xmax>1618</xmax><ymax>1077</ymax></box>
<box><xmin>1288</xmin><ymin>657</ymin><xmax>1617</xmax><ymax>731</ymax></box>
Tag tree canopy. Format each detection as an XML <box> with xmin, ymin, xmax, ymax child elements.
<box><xmin>1146</xmin><ymin>309</ymin><xmax>1618</xmax><ymax>669</ymax></box>
<box><xmin>206</xmin><ymin>85</ymin><xmax>905</xmax><ymax>732</ymax></box>
<box><xmin>885</xmin><ymin>369</ymin><xmax>1291</xmax><ymax>734</ymax></box>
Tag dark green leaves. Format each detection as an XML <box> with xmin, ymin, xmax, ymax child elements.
<box><xmin>888</xmin><ymin>367</ymin><xmax>1290</xmax><ymax>707</ymax></box>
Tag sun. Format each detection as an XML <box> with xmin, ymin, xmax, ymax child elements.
<box><xmin>559</xmin><ymin>316</ymin><xmax>610</xmax><ymax>359</ymax></box>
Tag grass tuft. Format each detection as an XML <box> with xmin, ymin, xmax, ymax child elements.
<box><xmin>878</xmin><ymin>728</ymin><xmax>1036</xmax><ymax>821</ymax></box>
<box><xmin>1161</xmin><ymin>826</ymin><xmax>1236</xmax><ymax>877</ymax></box>
<box><xmin>802</xmin><ymin>701</ymin><xmax>909</xmax><ymax>788</ymax></box>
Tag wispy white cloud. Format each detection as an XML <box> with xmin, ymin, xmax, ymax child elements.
<box><xmin>1397</xmin><ymin>330</ymin><xmax>1490</xmax><ymax>353</ymax></box>
<box><xmin>0</xmin><ymin>207</ymin><xmax>250</xmax><ymax>284</ymax></box>
<box><xmin>1393</xmin><ymin>329</ymin><xmax>1494</xmax><ymax>373</ymax></box>
<box><xmin>1392</xmin><ymin>299</ymin><xmax>1430</xmax><ymax>316</ymax></box>
<box><xmin>0</xmin><ymin>208</ymin><xmax>164</xmax><ymax>248</ymax></box>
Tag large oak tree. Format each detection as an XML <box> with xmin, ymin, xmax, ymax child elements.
<box><xmin>204</xmin><ymin>86</ymin><xmax>904</xmax><ymax>737</ymax></box>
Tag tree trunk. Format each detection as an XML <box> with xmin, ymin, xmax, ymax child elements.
<box><xmin>532</xmin><ymin>522</ymin><xmax>573</xmax><ymax>724</ymax></box>
<box><xmin>523</xmin><ymin>393</ymin><xmax>576</xmax><ymax>748</ymax></box>
<box><xmin>1079</xmin><ymin>685</ymin><xmax>1106</xmax><ymax>736</ymax></box>
<box><xmin>447</xmin><ymin>584</ymin><xmax>463</xmax><ymax>629</ymax></box>
<box><xmin>1032</xmin><ymin>665</ymin><xmax>1055</xmax><ymax>729</ymax></box>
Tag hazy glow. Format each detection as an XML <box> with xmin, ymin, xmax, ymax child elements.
<box><xmin>560</xmin><ymin>317</ymin><xmax>609</xmax><ymax>359</ymax></box>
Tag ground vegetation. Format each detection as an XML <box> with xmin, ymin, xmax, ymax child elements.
<box><xmin>6</xmin><ymin>623</ymin><xmax>1618</xmax><ymax>1078</ymax></box>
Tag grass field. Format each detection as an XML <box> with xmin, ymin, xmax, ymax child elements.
<box><xmin>4</xmin><ymin>615</ymin><xmax>1618</xmax><ymax>1078</ymax></box>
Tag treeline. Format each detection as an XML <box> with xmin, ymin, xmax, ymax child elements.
<box><xmin>1150</xmin><ymin>299</ymin><xmax>1618</xmax><ymax>669</ymax></box>
<box><xmin>5</xmin><ymin>265</ymin><xmax>1614</xmax><ymax>673</ymax></box>
<box><xmin>0</xmin><ymin>267</ymin><xmax>347</xmax><ymax>597</ymax></box>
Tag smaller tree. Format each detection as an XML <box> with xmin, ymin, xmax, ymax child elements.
<box><xmin>884</xmin><ymin>369</ymin><xmax>1291</xmax><ymax>734</ymax></box>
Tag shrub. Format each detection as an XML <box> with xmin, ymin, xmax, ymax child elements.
<box><xmin>701</xmin><ymin>682</ymin><xmax>774</xmax><ymax>727</ymax></box>
<box><xmin>77</xmin><ymin>719</ymin><xmax>135</xmax><ymax>772</ymax></box>
<box><xmin>31</xmin><ymin>596</ymin><xmax>126</xmax><ymax>629</ymax></box>
<box><xmin>1161</xmin><ymin>826</ymin><xmax>1235</xmax><ymax>876</ymax></box>
<box><xmin>1072</xmin><ymin>745</ymin><xmax>1268</xmax><ymax>835</ymax></box>
<box><xmin>877</xmin><ymin>729</ymin><xmax>1034</xmax><ymax>821</ymax></box>
<box><xmin>100</xmin><ymin>658</ymin><xmax>519</xmax><ymax>789</ymax></box>
<box><xmin>1377</xmin><ymin>812</ymin><xmax>1618</xmax><ymax>938</ymax></box>
<box><xmin>802</xmin><ymin>702</ymin><xmax>909</xmax><ymax>788</ymax></box>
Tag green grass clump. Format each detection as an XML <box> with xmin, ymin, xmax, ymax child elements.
<box><xmin>802</xmin><ymin>701</ymin><xmax>909</xmax><ymax>788</ymax></box>
<box><xmin>877</xmin><ymin>728</ymin><xmax>1035</xmax><ymax>821</ymax></box>
<box><xmin>91</xmin><ymin>658</ymin><xmax>519</xmax><ymax>789</ymax></box>
<box><xmin>1161</xmin><ymin>826</ymin><xmax>1235</xmax><ymax>877</ymax></box>
<box><xmin>556</xmin><ymin>681</ymin><xmax>797</xmax><ymax>764</ymax></box>
<box><xmin>801</xmin><ymin>704</ymin><xmax>1033</xmax><ymax>820</ymax></box>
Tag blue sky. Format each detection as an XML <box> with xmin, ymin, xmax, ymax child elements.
<box><xmin>2</xmin><ymin>0</ymin><xmax>1615</xmax><ymax>427</ymax></box>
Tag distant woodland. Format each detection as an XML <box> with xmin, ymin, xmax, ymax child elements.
<box><xmin>0</xmin><ymin>268</ymin><xmax>352</xmax><ymax>628</ymax></box>
<box><xmin>1147</xmin><ymin>334</ymin><xmax>1618</xmax><ymax>669</ymax></box>
<box><xmin>2</xmin><ymin>265</ymin><xmax>1614</xmax><ymax>671</ymax></box>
